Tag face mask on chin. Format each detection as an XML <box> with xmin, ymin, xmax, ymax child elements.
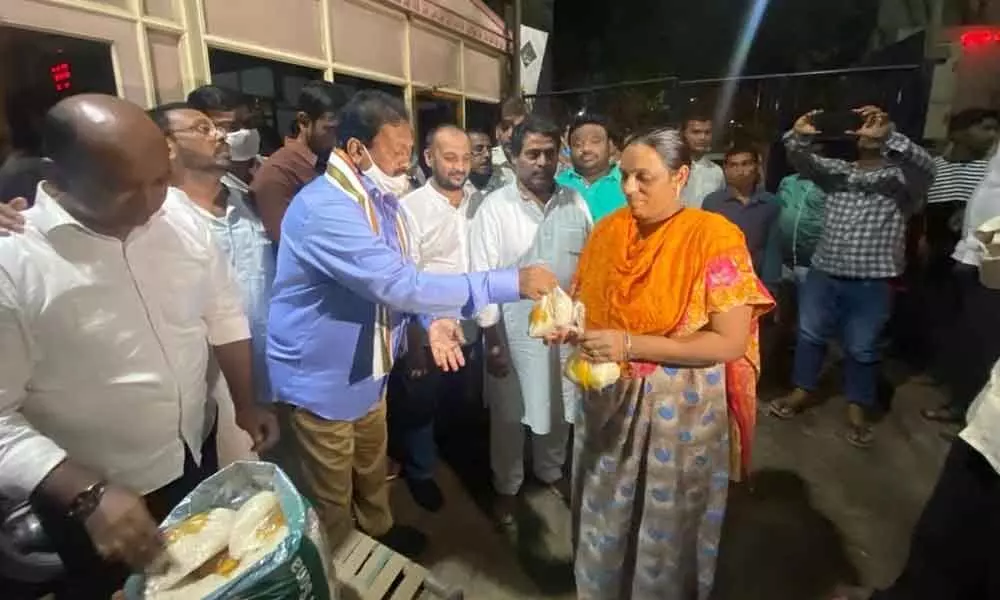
<box><xmin>225</xmin><ymin>129</ymin><xmax>261</xmax><ymax>162</ymax></box>
<box><xmin>362</xmin><ymin>147</ymin><xmax>409</xmax><ymax>198</ymax></box>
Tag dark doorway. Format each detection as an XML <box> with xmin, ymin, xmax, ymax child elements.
<box><xmin>0</xmin><ymin>26</ymin><xmax>116</xmax><ymax>160</ymax></box>
<box><xmin>333</xmin><ymin>73</ymin><xmax>404</xmax><ymax>101</ymax></box>
<box><xmin>209</xmin><ymin>48</ymin><xmax>324</xmax><ymax>155</ymax></box>
<box><xmin>465</xmin><ymin>99</ymin><xmax>500</xmax><ymax>141</ymax></box>
<box><xmin>414</xmin><ymin>91</ymin><xmax>460</xmax><ymax>173</ymax></box>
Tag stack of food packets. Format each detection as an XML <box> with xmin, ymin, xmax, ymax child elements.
<box><xmin>125</xmin><ymin>461</ymin><xmax>334</xmax><ymax>600</ymax></box>
<box><xmin>526</xmin><ymin>287</ymin><xmax>621</xmax><ymax>391</ymax></box>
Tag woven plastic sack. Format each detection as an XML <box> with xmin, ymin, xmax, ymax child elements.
<box><xmin>125</xmin><ymin>461</ymin><xmax>334</xmax><ymax>600</ymax></box>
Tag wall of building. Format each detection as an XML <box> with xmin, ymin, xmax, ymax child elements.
<box><xmin>2</xmin><ymin>0</ymin><xmax>508</xmax><ymax>120</ymax></box>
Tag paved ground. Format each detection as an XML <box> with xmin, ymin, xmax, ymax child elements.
<box><xmin>389</xmin><ymin>358</ymin><xmax>952</xmax><ymax>600</ymax></box>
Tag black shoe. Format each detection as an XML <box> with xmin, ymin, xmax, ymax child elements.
<box><xmin>405</xmin><ymin>477</ymin><xmax>444</xmax><ymax>512</ymax></box>
<box><xmin>376</xmin><ymin>524</ymin><xmax>428</xmax><ymax>558</ymax></box>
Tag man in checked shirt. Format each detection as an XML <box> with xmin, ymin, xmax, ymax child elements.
<box><xmin>769</xmin><ymin>106</ymin><xmax>935</xmax><ymax>448</ymax></box>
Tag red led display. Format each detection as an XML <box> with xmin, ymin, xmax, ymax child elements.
<box><xmin>960</xmin><ymin>29</ymin><xmax>1000</xmax><ymax>49</ymax></box>
<box><xmin>50</xmin><ymin>62</ymin><xmax>72</xmax><ymax>92</ymax></box>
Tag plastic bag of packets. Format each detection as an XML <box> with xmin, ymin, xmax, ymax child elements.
<box><xmin>124</xmin><ymin>461</ymin><xmax>335</xmax><ymax>600</ymax></box>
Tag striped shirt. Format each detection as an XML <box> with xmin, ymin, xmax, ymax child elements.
<box><xmin>927</xmin><ymin>156</ymin><xmax>989</xmax><ymax>205</ymax></box>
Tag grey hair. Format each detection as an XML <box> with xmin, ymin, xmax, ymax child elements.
<box><xmin>627</xmin><ymin>128</ymin><xmax>692</xmax><ymax>171</ymax></box>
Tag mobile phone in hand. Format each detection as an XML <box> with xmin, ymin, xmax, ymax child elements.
<box><xmin>811</xmin><ymin>110</ymin><xmax>864</xmax><ymax>135</ymax></box>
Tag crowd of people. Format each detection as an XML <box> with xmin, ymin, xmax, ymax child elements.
<box><xmin>0</xmin><ymin>78</ymin><xmax>998</xmax><ymax>600</ymax></box>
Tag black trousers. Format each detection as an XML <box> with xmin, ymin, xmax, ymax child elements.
<box><xmin>938</xmin><ymin>267</ymin><xmax>1000</xmax><ymax>416</ymax></box>
<box><xmin>871</xmin><ymin>438</ymin><xmax>1000</xmax><ymax>600</ymax></box>
<box><xmin>387</xmin><ymin>344</ymin><xmax>480</xmax><ymax>481</ymax></box>
<box><xmin>33</xmin><ymin>431</ymin><xmax>218</xmax><ymax>600</ymax></box>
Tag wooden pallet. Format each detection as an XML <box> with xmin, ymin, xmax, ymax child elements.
<box><xmin>331</xmin><ymin>530</ymin><xmax>462</xmax><ymax>600</ymax></box>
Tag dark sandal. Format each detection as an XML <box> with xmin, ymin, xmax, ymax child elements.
<box><xmin>920</xmin><ymin>406</ymin><xmax>963</xmax><ymax>424</ymax></box>
<box><xmin>846</xmin><ymin>425</ymin><xmax>874</xmax><ymax>448</ymax></box>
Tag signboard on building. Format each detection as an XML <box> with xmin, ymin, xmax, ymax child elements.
<box><xmin>520</xmin><ymin>25</ymin><xmax>548</xmax><ymax>95</ymax></box>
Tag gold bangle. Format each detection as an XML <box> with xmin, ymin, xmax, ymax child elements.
<box><xmin>623</xmin><ymin>331</ymin><xmax>632</xmax><ymax>361</ymax></box>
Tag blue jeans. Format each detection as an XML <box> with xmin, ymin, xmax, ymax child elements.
<box><xmin>792</xmin><ymin>269</ymin><xmax>892</xmax><ymax>408</ymax></box>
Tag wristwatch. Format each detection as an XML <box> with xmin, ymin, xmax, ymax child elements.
<box><xmin>67</xmin><ymin>480</ymin><xmax>108</xmax><ymax>522</ymax></box>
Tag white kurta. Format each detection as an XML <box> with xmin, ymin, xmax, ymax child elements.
<box><xmin>469</xmin><ymin>182</ymin><xmax>592</xmax><ymax>434</ymax></box>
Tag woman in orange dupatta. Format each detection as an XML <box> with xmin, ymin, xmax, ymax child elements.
<box><xmin>554</xmin><ymin>129</ymin><xmax>773</xmax><ymax>599</ymax></box>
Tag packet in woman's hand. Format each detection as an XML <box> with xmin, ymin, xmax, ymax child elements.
<box><xmin>565</xmin><ymin>352</ymin><xmax>621</xmax><ymax>390</ymax></box>
<box><xmin>528</xmin><ymin>286</ymin><xmax>580</xmax><ymax>338</ymax></box>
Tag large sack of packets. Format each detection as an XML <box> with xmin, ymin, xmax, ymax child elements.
<box><xmin>124</xmin><ymin>461</ymin><xmax>335</xmax><ymax>599</ymax></box>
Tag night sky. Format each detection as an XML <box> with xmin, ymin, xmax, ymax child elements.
<box><xmin>551</xmin><ymin>0</ymin><xmax>881</xmax><ymax>88</ymax></box>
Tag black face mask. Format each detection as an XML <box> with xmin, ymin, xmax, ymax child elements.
<box><xmin>469</xmin><ymin>171</ymin><xmax>492</xmax><ymax>190</ymax></box>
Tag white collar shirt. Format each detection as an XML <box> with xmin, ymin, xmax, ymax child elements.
<box><xmin>401</xmin><ymin>181</ymin><xmax>474</xmax><ymax>274</ymax></box>
<box><xmin>0</xmin><ymin>184</ymin><xmax>249</xmax><ymax>500</ymax></box>
<box><xmin>954</xmin><ymin>147</ymin><xmax>1000</xmax><ymax>267</ymax></box>
<box><xmin>402</xmin><ymin>181</ymin><xmax>479</xmax><ymax>342</ymax></box>
<box><xmin>682</xmin><ymin>156</ymin><xmax>726</xmax><ymax>209</ymax></box>
<box><xmin>469</xmin><ymin>181</ymin><xmax>589</xmax><ymax>328</ymax></box>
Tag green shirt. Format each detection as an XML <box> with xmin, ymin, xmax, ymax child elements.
<box><xmin>556</xmin><ymin>165</ymin><xmax>625</xmax><ymax>222</ymax></box>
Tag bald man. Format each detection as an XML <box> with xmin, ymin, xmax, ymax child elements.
<box><xmin>0</xmin><ymin>94</ymin><xmax>272</xmax><ymax>598</ymax></box>
<box><xmin>390</xmin><ymin>125</ymin><xmax>478</xmax><ymax>512</ymax></box>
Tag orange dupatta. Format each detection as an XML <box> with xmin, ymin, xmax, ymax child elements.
<box><xmin>573</xmin><ymin>208</ymin><xmax>774</xmax><ymax>480</ymax></box>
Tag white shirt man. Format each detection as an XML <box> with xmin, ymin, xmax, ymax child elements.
<box><xmin>953</xmin><ymin>146</ymin><xmax>1000</xmax><ymax>267</ymax></box>
<box><xmin>0</xmin><ymin>184</ymin><xmax>248</xmax><ymax>501</ymax></box>
<box><xmin>470</xmin><ymin>180</ymin><xmax>591</xmax><ymax>507</ymax></box>
<box><xmin>682</xmin><ymin>155</ymin><xmax>726</xmax><ymax>209</ymax></box>
<box><xmin>402</xmin><ymin>180</ymin><xmax>479</xmax><ymax>342</ymax></box>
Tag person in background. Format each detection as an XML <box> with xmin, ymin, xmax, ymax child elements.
<box><xmin>267</xmin><ymin>90</ymin><xmax>557</xmax><ymax>557</ymax></box>
<box><xmin>775</xmin><ymin>144</ymin><xmax>827</xmax><ymax>284</ymax></box>
<box><xmin>703</xmin><ymin>143</ymin><xmax>781</xmax><ymax>296</ymax></box>
<box><xmin>470</xmin><ymin>115</ymin><xmax>591</xmax><ymax>528</ymax></box>
<box><xmin>769</xmin><ymin>107</ymin><xmax>935</xmax><ymax>447</ymax></box>
<box><xmin>921</xmin><ymin>143</ymin><xmax>1000</xmax><ymax>427</ymax></box>
<box><xmin>391</xmin><ymin>125</ymin><xmax>478</xmax><ymax>512</ymax></box>
<box><xmin>492</xmin><ymin>96</ymin><xmax>527</xmax><ymax>186</ymax></box>
<box><xmin>546</xmin><ymin>128</ymin><xmax>773</xmax><ymax>600</ymax></box>
<box><xmin>920</xmin><ymin>108</ymin><xmax>998</xmax><ymax>283</ymax></box>
<box><xmin>0</xmin><ymin>95</ymin><xmax>276</xmax><ymax>599</ymax></box>
<box><xmin>556</xmin><ymin>112</ymin><xmax>626</xmax><ymax>222</ymax></box>
<box><xmin>0</xmin><ymin>90</ymin><xmax>52</xmax><ymax>206</ymax></box>
<box><xmin>466</xmin><ymin>128</ymin><xmax>506</xmax><ymax>216</ymax></box>
<box><xmin>680</xmin><ymin>109</ymin><xmax>725</xmax><ymax>208</ymax></box>
<box><xmin>251</xmin><ymin>80</ymin><xmax>349</xmax><ymax>242</ymax></box>
<box><xmin>186</xmin><ymin>85</ymin><xmax>260</xmax><ymax>193</ymax></box>
<box><xmin>148</xmin><ymin>102</ymin><xmax>278</xmax><ymax>465</ymax></box>
<box><xmin>558</xmin><ymin>123</ymin><xmax>573</xmax><ymax>175</ymax></box>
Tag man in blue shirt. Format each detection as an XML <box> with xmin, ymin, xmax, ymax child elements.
<box><xmin>702</xmin><ymin>144</ymin><xmax>782</xmax><ymax>296</ymax></box>
<box><xmin>268</xmin><ymin>91</ymin><xmax>557</xmax><ymax>557</ymax></box>
<box><xmin>555</xmin><ymin>113</ymin><xmax>625</xmax><ymax>222</ymax></box>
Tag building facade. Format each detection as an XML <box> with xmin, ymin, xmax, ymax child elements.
<box><xmin>1</xmin><ymin>0</ymin><xmax>509</xmax><ymax>146</ymax></box>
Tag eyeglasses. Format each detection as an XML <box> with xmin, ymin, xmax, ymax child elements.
<box><xmin>168</xmin><ymin>121</ymin><xmax>224</xmax><ymax>137</ymax></box>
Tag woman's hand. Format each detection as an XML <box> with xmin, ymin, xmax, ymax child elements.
<box><xmin>542</xmin><ymin>326</ymin><xmax>580</xmax><ymax>346</ymax></box>
<box><xmin>579</xmin><ymin>330</ymin><xmax>627</xmax><ymax>362</ymax></box>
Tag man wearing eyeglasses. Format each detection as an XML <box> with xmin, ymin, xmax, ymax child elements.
<box><xmin>491</xmin><ymin>97</ymin><xmax>527</xmax><ymax>188</ymax></box>
<box><xmin>148</xmin><ymin>102</ymin><xmax>280</xmax><ymax>465</ymax></box>
<box><xmin>466</xmin><ymin>129</ymin><xmax>506</xmax><ymax>217</ymax></box>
